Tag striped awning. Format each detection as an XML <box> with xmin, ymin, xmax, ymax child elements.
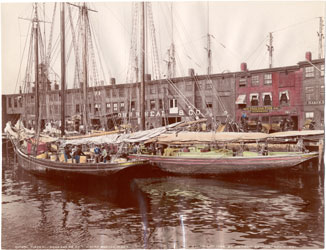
<box><xmin>235</xmin><ymin>94</ymin><xmax>246</xmax><ymax>104</ymax></box>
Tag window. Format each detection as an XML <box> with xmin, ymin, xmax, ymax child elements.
<box><xmin>262</xmin><ymin>116</ymin><xmax>269</xmax><ymax>123</ymax></box>
<box><xmin>159</xmin><ymin>99</ymin><xmax>163</xmax><ymax>109</ymax></box>
<box><xmin>263</xmin><ymin>93</ymin><xmax>272</xmax><ymax>106</ymax></box>
<box><xmin>14</xmin><ymin>98</ymin><xmax>18</xmax><ymax>108</ymax></box>
<box><xmin>250</xmin><ymin>93</ymin><xmax>259</xmax><ymax>106</ymax></box>
<box><xmin>112</xmin><ymin>89</ymin><xmax>117</xmax><ymax>97</ymax></box>
<box><xmin>205</xmin><ymin>83</ymin><xmax>212</xmax><ymax>90</ymax></box>
<box><xmin>251</xmin><ymin>75</ymin><xmax>259</xmax><ymax>86</ymax></box>
<box><xmin>239</xmin><ymin>77</ymin><xmax>247</xmax><ymax>87</ymax></box>
<box><xmin>76</xmin><ymin>104</ymin><xmax>80</xmax><ymax>113</ymax></box>
<box><xmin>279</xmin><ymin>91</ymin><xmax>289</xmax><ymax>105</ymax></box>
<box><xmin>305</xmin><ymin>66</ymin><xmax>314</xmax><ymax>78</ymax></box>
<box><xmin>206</xmin><ymin>102</ymin><xmax>213</xmax><ymax>108</ymax></box>
<box><xmin>150</xmin><ymin>86</ymin><xmax>156</xmax><ymax>94</ymax></box>
<box><xmin>305</xmin><ymin>112</ymin><xmax>314</xmax><ymax>119</ymax></box>
<box><xmin>119</xmin><ymin>88</ymin><xmax>124</xmax><ymax>97</ymax></box>
<box><xmin>321</xmin><ymin>64</ymin><xmax>324</xmax><ymax>77</ymax></box>
<box><xmin>89</xmin><ymin>103</ymin><xmax>92</xmax><ymax>112</ymax></box>
<box><xmin>8</xmin><ymin>97</ymin><xmax>11</xmax><ymax>108</ymax></box>
<box><xmin>264</xmin><ymin>73</ymin><xmax>272</xmax><ymax>85</ymax></box>
<box><xmin>54</xmin><ymin>105</ymin><xmax>59</xmax><ymax>114</ymax></box>
<box><xmin>305</xmin><ymin>86</ymin><xmax>315</xmax><ymax>101</ymax></box>
<box><xmin>120</xmin><ymin>102</ymin><xmax>125</xmax><ymax>111</ymax></box>
<box><xmin>185</xmin><ymin>82</ymin><xmax>192</xmax><ymax>91</ymax></box>
<box><xmin>106</xmin><ymin>103</ymin><xmax>111</xmax><ymax>112</ymax></box>
<box><xmin>106</xmin><ymin>89</ymin><xmax>110</xmax><ymax>97</ymax></box>
<box><xmin>113</xmin><ymin>103</ymin><xmax>118</xmax><ymax>112</ymax></box>
<box><xmin>18</xmin><ymin>97</ymin><xmax>22</xmax><ymax>107</ymax></box>
<box><xmin>170</xmin><ymin>99</ymin><xmax>177</xmax><ymax>108</ymax></box>
<box><xmin>150</xmin><ymin>100</ymin><xmax>156</xmax><ymax>110</ymax></box>
<box><xmin>129</xmin><ymin>101</ymin><xmax>135</xmax><ymax>111</ymax></box>
<box><xmin>320</xmin><ymin>85</ymin><xmax>324</xmax><ymax>101</ymax></box>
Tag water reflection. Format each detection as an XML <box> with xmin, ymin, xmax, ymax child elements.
<box><xmin>2</xmin><ymin>148</ymin><xmax>324</xmax><ymax>249</ymax></box>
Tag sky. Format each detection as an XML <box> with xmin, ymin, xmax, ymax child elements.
<box><xmin>1</xmin><ymin>1</ymin><xmax>325</xmax><ymax>94</ymax></box>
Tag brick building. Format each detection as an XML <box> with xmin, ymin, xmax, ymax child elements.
<box><xmin>2</xmin><ymin>53</ymin><xmax>324</xmax><ymax>132</ymax></box>
<box><xmin>298</xmin><ymin>52</ymin><xmax>324</xmax><ymax>129</ymax></box>
<box><xmin>235</xmin><ymin>63</ymin><xmax>304</xmax><ymax>130</ymax></box>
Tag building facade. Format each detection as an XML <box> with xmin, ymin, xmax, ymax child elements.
<box><xmin>235</xmin><ymin>63</ymin><xmax>304</xmax><ymax>130</ymax></box>
<box><xmin>298</xmin><ymin>53</ymin><xmax>324</xmax><ymax>129</ymax></box>
<box><xmin>3</xmin><ymin>53</ymin><xmax>324</xmax><ymax>132</ymax></box>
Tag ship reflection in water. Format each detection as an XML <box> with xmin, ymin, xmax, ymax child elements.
<box><xmin>2</xmin><ymin>151</ymin><xmax>324</xmax><ymax>249</ymax></box>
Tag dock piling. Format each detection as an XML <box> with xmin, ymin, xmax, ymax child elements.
<box><xmin>318</xmin><ymin>138</ymin><xmax>324</xmax><ymax>172</ymax></box>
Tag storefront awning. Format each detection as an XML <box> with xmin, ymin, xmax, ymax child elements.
<box><xmin>235</xmin><ymin>94</ymin><xmax>246</xmax><ymax>104</ymax></box>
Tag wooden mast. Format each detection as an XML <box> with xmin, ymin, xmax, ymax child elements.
<box><xmin>140</xmin><ymin>2</ymin><xmax>145</xmax><ymax>130</ymax></box>
<box><xmin>34</xmin><ymin>4</ymin><xmax>40</xmax><ymax>136</ymax></box>
<box><xmin>60</xmin><ymin>2</ymin><xmax>66</xmax><ymax>136</ymax></box>
<box><xmin>82</xmin><ymin>3</ymin><xmax>89</xmax><ymax>134</ymax></box>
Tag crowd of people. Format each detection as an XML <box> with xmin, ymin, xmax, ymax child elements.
<box><xmin>63</xmin><ymin>144</ymin><xmax>116</xmax><ymax>163</ymax></box>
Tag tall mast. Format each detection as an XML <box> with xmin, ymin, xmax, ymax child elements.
<box><xmin>206</xmin><ymin>1</ymin><xmax>212</xmax><ymax>75</ymax></box>
<box><xmin>34</xmin><ymin>3</ymin><xmax>40</xmax><ymax>135</ymax></box>
<box><xmin>267</xmin><ymin>32</ymin><xmax>274</xmax><ymax>68</ymax></box>
<box><xmin>318</xmin><ymin>17</ymin><xmax>324</xmax><ymax>59</ymax></box>
<box><xmin>82</xmin><ymin>3</ymin><xmax>89</xmax><ymax>133</ymax></box>
<box><xmin>60</xmin><ymin>3</ymin><xmax>66</xmax><ymax>136</ymax></box>
<box><xmin>140</xmin><ymin>2</ymin><xmax>146</xmax><ymax>130</ymax></box>
<box><xmin>170</xmin><ymin>2</ymin><xmax>176</xmax><ymax>77</ymax></box>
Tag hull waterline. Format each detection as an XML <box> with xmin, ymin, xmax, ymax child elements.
<box><xmin>129</xmin><ymin>153</ymin><xmax>318</xmax><ymax>175</ymax></box>
<box><xmin>14</xmin><ymin>146</ymin><xmax>146</xmax><ymax>178</ymax></box>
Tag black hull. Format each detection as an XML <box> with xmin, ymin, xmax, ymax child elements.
<box><xmin>14</xmin><ymin>146</ymin><xmax>146</xmax><ymax>178</ymax></box>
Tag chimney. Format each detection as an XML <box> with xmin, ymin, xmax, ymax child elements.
<box><xmin>305</xmin><ymin>51</ymin><xmax>312</xmax><ymax>61</ymax></box>
<box><xmin>240</xmin><ymin>63</ymin><xmax>247</xmax><ymax>72</ymax></box>
<box><xmin>110</xmin><ymin>78</ymin><xmax>116</xmax><ymax>85</ymax></box>
<box><xmin>188</xmin><ymin>68</ymin><xmax>195</xmax><ymax>77</ymax></box>
<box><xmin>54</xmin><ymin>83</ymin><xmax>59</xmax><ymax>90</ymax></box>
<box><xmin>145</xmin><ymin>74</ymin><xmax>151</xmax><ymax>81</ymax></box>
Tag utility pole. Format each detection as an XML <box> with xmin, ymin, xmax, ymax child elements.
<box><xmin>318</xmin><ymin>17</ymin><xmax>324</xmax><ymax>59</ymax></box>
<box><xmin>60</xmin><ymin>2</ymin><xmax>66</xmax><ymax>136</ymax></box>
<box><xmin>267</xmin><ymin>32</ymin><xmax>274</xmax><ymax>68</ymax></box>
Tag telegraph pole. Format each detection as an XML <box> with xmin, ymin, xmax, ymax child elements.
<box><xmin>318</xmin><ymin>17</ymin><xmax>324</xmax><ymax>59</ymax></box>
<box><xmin>267</xmin><ymin>32</ymin><xmax>274</xmax><ymax>68</ymax></box>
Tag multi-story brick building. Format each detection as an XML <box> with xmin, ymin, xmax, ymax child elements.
<box><xmin>3</xmin><ymin>69</ymin><xmax>236</xmax><ymax>131</ymax></box>
<box><xmin>298</xmin><ymin>52</ymin><xmax>324</xmax><ymax>129</ymax></box>
<box><xmin>235</xmin><ymin>63</ymin><xmax>304</xmax><ymax>130</ymax></box>
<box><xmin>2</xmin><ymin>53</ymin><xmax>324</xmax><ymax>132</ymax></box>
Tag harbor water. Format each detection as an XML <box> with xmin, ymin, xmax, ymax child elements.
<box><xmin>2</xmin><ymin>145</ymin><xmax>324</xmax><ymax>249</ymax></box>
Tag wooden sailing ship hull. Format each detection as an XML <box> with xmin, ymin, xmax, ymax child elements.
<box><xmin>129</xmin><ymin>152</ymin><xmax>318</xmax><ymax>175</ymax></box>
<box><xmin>14</xmin><ymin>146</ymin><xmax>146</xmax><ymax>178</ymax></box>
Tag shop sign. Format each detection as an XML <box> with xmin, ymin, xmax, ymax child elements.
<box><xmin>243</xmin><ymin>106</ymin><xmax>279</xmax><ymax>113</ymax></box>
<box><xmin>307</xmin><ymin>100</ymin><xmax>324</xmax><ymax>105</ymax></box>
<box><xmin>118</xmin><ymin>108</ymin><xmax>203</xmax><ymax>118</ymax></box>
